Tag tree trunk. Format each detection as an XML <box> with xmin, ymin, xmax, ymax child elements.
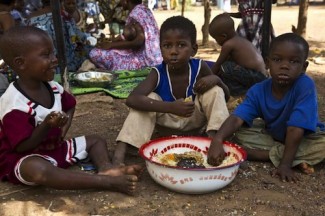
<box><xmin>181</xmin><ymin>0</ymin><xmax>186</xmax><ymax>16</ymax></box>
<box><xmin>261</xmin><ymin>0</ymin><xmax>272</xmax><ymax>60</ymax></box>
<box><xmin>51</xmin><ymin>0</ymin><xmax>67</xmax><ymax>89</ymax></box>
<box><xmin>296</xmin><ymin>0</ymin><xmax>308</xmax><ymax>38</ymax></box>
<box><xmin>201</xmin><ymin>0</ymin><xmax>211</xmax><ymax>46</ymax></box>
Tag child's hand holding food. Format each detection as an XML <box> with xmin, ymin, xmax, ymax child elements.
<box><xmin>45</xmin><ymin>111</ymin><xmax>69</xmax><ymax>128</ymax></box>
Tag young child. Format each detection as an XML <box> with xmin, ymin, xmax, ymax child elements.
<box><xmin>112</xmin><ymin>16</ymin><xmax>230</xmax><ymax>165</ymax></box>
<box><xmin>0</xmin><ymin>26</ymin><xmax>142</xmax><ymax>194</ymax></box>
<box><xmin>209</xmin><ymin>13</ymin><xmax>268</xmax><ymax>96</ymax></box>
<box><xmin>207</xmin><ymin>33</ymin><xmax>325</xmax><ymax>182</ymax></box>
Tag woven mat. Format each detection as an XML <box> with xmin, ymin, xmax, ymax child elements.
<box><xmin>64</xmin><ymin>68</ymin><xmax>151</xmax><ymax>99</ymax></box>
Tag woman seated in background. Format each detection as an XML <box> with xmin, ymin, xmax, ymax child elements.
<box><xmin>61</xmin><ymin>0</ymin><xmax>87</xmax><ymax>32</ymax></box>
<box><xmin>89</xmin><ymin>0</ymin><xmax>162</xmax><ymax>71</ymax></box>
<box><xmin>26</xmin><ymin>0</ymin><xmax>92</xmax><ymax>72</ymax></box>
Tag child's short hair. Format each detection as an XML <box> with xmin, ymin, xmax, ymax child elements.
<box><xmin>160</xmin><ymin>16</ymin><xmax>197</xmax><ymax>44</ymax></box>
<box><xmin>0</xmin><ymin>26</ymin><xmax>50</xmax><ymax>67</ymax></box>
<box><xmin>209</xmin><ymin>13</ymin><xmax>235</xmax><ymax>35</ymax></box>
<box><xmin>269</xmin><ymin>33</ymin><xmax>309</xmax><ymax>60</ymax></box>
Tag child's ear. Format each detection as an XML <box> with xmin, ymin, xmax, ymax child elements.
<box><xmin>303</xmin><ymin>60</ymin><xmax>309</xmax><ymax>71</ymax></box>
<box><xmin>221</xmin><ymin>33</ymin><xmax>228</xmax><ymax>39</ymax></box>
<box><xmin>265</xmin><ymin>57</ymin><xmax>270</xmax><ymax>70</ymax></box>
<box><xmin>13</xmin><ymin>56</ymin><xmax>25</xmax><ymax>70</ymax></box>
<box><xmin>192</xmin><ymin>43</ymin><xmax>198</xmax><ymax>56</ymax></box>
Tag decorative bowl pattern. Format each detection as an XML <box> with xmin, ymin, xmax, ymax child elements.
<box><xmin>139</xmin><ymin>136</ymin><xmax>247</xmax><ymax>194</ymax></box>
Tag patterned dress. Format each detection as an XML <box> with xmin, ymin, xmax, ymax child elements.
<box><xmin>89</xmin><ymin>4</ymin><xmax>162</xmax><ymax>71</ymax></box>
<box><xmin>236</xmin><ymin>0</ymin><xmax>275</xmax><ymax>54</ymax></box>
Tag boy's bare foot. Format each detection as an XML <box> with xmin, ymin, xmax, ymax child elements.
<box><xmin>106</xmin><ymin>175</ymin><xmax>138</xmax><ymax>195</ymax></box>
<box><xmin>297</xmin><ymin>162</ymin><xmax>314</xmax><ymax>174</ymax></box>
<box><xmin>98</xmin><ymin>164</ymin><xmax>144</xmax><ymax>177</ymax></box>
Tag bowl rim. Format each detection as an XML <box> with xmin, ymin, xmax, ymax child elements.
<box><xmin>75</xmin><ymin>71</ymin><xmax>116</xmax><ymax>80</ymax></box>
<box><xmin>139</xmin><ymin>136</ymin><xmax>247</xmax><ymax>171</ymax></box>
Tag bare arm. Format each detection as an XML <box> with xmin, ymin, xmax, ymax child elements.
<box><xmin>126</xmin><ymin>69</ymin><xmax>165</xmax><ymax>112</ymax></box>
<box><xmin>211</xmin><ymin>43</ymin><xmax>232</xmax><ymax>76</ymax></box>
<box><xmin>15</xmin><ymin>112</ymin><xmax>69</xmax><ymax>153</ymax></box>
<box><xmin>0</xmin><ymin>13</ymin><xmax>15</xmax><ymax>31</ymax></box>
<box><xmin>96</xmin><ymin>21</ymin><xmax>144</xmax><ymax>50</ymax></box>
<box><xmin>208</xmin><ymin>115</ymin><xmax>244</xmax><ymax>166</ymax></box>
<box><xmin>272</xmin><ymin>126</ymin><xmax>304</xmax><ymax>182</ymax></box>
<box><xmin>60</xmin><ymin>108</ymin><xmax>75</xmax><ymax>139</ymax></box>
<box><xmin>194</xmin><ymin>61</ymin><xmax>230</xmax><ymax>101</ymax></box>
<box><xmin>126</xmin><ymin>69</ymin><xmax>195</xmax><ymax>117</ymax></box>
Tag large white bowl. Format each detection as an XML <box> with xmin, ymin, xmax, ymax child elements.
<box><xmin>139</xmin><ymin>136</ymin><xmax>247</xmax><ymax>194</ymax></box>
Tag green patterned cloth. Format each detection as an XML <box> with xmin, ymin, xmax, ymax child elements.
<box><xmin>66</xmin><ymin>68</ymin><xmax>151</xmax><ymax>99</ymax></box>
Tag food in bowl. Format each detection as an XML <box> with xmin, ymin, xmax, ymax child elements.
<box><xmin>155</xmin><ymin>150</ymin><xmax>238</xmax><ymax>168</ymax></box>
<box><xmin>139</xmin><ymin>136</ymin><xmax>247</xmax><ymax>194</ymax></box>
<box><xmin>157</xmin><ymin>151</ymin><xmax>205</xmax><ymax>168</ymax></box>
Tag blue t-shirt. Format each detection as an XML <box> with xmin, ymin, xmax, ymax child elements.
<box><xmin>153</xmin><ymin>58</ymin><xmax>201</xmax><ymax>102</ymax></box>
<box><xmin>233</xmin><ymin>74</ymin><xmax>325</xmax><ymax>142</ymax></box>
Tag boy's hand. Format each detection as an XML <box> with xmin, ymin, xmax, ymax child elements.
<box><xmin>207</xmin><ymin>139</ymin><xmax>225</xmax><ymax>166</ymax></box>
<box><xmin>45</xmin><ymin>111</ymin><xmax>69</xmax><ymax>128</ymax></box>
<box><xmin>271</xmin><ymin>164</ymin><xmax>299</xmax><ymax>183</ymax></box>
<box><xmin>171</xmin><ymin>99</ymin><xmax>195</xmax><ymax>117</ymax></box>
<box><xmin>194</xmin><ymin>75</ymin><xmax>216</xmax><ymax>94</ymax></box>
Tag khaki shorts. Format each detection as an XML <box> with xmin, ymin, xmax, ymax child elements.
<box><xmin>233</xmin><ymin>119</ymin><xmax>325</xmax><ymax>167</ymax></box>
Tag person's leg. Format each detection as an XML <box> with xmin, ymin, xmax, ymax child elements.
<box><xmin>113</xmin><ymin>93</ymin><xmax>160</xmax><ymax>165</ymax></box>
<box><xmin>85</xmin><ymin>135</ymin><xmax>143</xmax><ymax>176</ymax></box>
<box><xmin>269</xmin><ymin>130</ymin><xmax>325</xmax><ymax>174</ymax></box>
<box><xmin>113</xmin><ymin>108</ymin><xmax>156</xmax><ymax>165</ymax></box>
<box><xmin>197</xmin><ymin>86</ymin><xmax>229</xmax><ymax>137</ymax></box>
<box><xmin>19</xmin><ymin>156</ymin><xmax>138</xmax><ymax>194</ymax></box>
<box><xmin>166</xmin><ymin>0</ymin><xmax>170</xmax><ymax>10</ymax></box>
<box><xmin>88</xmin><ymin>48</ymin><xmax>112</xmax><ymax>69</ymax></box>
<box><xmin>220</xmin><ymin>62</ymin><xmax>267</xmax><ymax>96</ymax></box>
<box><xmin>242</xmin><ymin>148</ymin><xmax>270</xmax><ymax>161</ymax></box>
<box><xmin>234</xmin><ymin>119</ymin><xmax>274</xmax><ymax>161</ymax></box>
<box><xmin>153</xmin><ymin>87</ymin><xmax>228</xmax><ymax>137</ymax></box>
<box><xmin>235</xmin><ymin>120</ymin><xmax>325</xmax><ymax>169</ymax></box>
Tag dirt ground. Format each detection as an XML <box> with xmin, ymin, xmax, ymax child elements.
<box><xmin>1</xmin><ymin>5</ymin><xmax>325</xmax><ymax>216</ymax></box>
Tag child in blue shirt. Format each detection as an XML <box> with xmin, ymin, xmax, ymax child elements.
<box><xmin>207</xmin><ymin>33</ymin><xmax>325</xmax><ymax>182</ymax></box>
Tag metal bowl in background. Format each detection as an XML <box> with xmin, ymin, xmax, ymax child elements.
<box><xmin>73</xmin><ymin>71</ymin><xmax>117</xmax><ymax>88</ymax></box>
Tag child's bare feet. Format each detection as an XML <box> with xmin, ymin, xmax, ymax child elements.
<box><xmin>297</xmin><ymin>162</ymin><xmax>314</xmax><ymax>174</ymax></box>
<box><xmin>105</xmin><ymin>175</ymin><xmax>138</xmax><ymax>195</ymax></box>
<box><xmin>98</xmin><ymin>164</ymin><xmax>144</xmax><ymax>177</ymax></box>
